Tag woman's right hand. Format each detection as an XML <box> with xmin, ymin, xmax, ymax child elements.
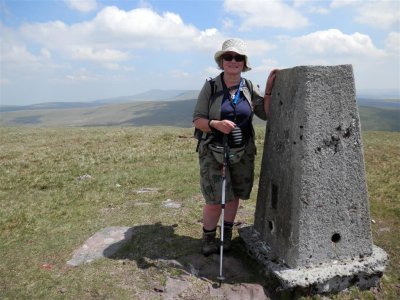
<box><xmin>211</xmin><ymin>119</ymin><xmax>236</xmax><ymax>134</ymax></box>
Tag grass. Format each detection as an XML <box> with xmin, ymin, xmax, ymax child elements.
<box><xmin>0</xmin><ymin>126</ymin><xmax>399</xmax><ymax>299</ymax></box>
<box><xmin>359</xmin><ymin>106</ymin><xmax>400</xmax><ymax>132</ymax></box>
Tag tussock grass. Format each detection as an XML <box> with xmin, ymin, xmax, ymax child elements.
<box><xmin>0</xmin><ymin>127</ymin><xmax>398</xmax><ymax>299</ymax></box>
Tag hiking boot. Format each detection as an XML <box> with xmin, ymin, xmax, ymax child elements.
<box><xmin>222</xmin><ymin>225</ymin><xmax>233</xmax><ymax>252</ymax></box>
<box><xmin>202</xmin><ymin>230</ymin><xmax>218</xmax><ymax>256</ymax></box>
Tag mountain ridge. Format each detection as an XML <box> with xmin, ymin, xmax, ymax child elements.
<box><xmin>1</xmin><ymin>90</ymin><xmax>399</xmax><ymax>131</ymax></box>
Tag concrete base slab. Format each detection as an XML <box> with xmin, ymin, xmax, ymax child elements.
<box><xmin>239</xmin><ymin>225</ymin><xmax>388</xmax><ymax>296</ymax></box>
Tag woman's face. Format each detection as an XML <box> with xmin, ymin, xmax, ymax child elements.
<box><xmin>222</xmin><ymin>51</ymin><xmax>245</xmax><ymax>75</ymax></box>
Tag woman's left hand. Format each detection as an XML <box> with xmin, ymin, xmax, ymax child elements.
<box><xmin>265</xmin><ymin>69</ymin><xmax>279</xmax><ymax>94</ymax></box>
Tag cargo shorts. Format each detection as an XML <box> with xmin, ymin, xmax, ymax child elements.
<box><xmin>198</xmin><ymin>138</ymin><xmax>257</xmax><ymax>205</ymax></box>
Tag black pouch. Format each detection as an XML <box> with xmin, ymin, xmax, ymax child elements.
<box><xmin>208</xmin><ymin>143</ymin><xmax>246</xmax><ymax>164</ymax></box>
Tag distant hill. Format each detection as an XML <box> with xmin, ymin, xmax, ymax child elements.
<box><xmin>0</xmin><ymin>102</ymin><xmax>101</xmax><ymax>112</ymax></box>
<box><xmin>357</xmin><ymin>98</ymin><xmax>399</xmax><ymax>109</ymax></box>
<box><xmin>0</xmin><ymin>100</ymin><xmax>197</xmax><ymax>127</ymax></box>
<box><xmin>92</xmin><ymin>89</ymin><xmax>199</xmax><ymax>104</ymax></box>
<box><xmin>359</xmin><ymin>106</ymin><xmax>400</xmax><ymax>131</ymax></box>
<box><xmin>0</xmin><ymin>90</ymin><xmax>200</xmax><ymax>112</ymax></box>
<box><xmin>0</xmin><ymin>90</ymin><xmax>399</xmax><ymax>131</ymax></box>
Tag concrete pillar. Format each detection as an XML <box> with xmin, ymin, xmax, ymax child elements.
<box><xmin>240</xmin><ymin>65</ymin><xmax>388</xmax><ymax>295</ymax></box>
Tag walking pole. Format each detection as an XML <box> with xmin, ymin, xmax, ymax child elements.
<box><xmin>217</xmin><ymin>134</ymin><xmax>229</xmax><ymax>287</ymax></box>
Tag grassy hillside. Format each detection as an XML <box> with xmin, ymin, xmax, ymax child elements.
<box><xmin>359</xmin><ymin>106</ymin><xmax>400</xmax><ymax>131</ymax></box>
<box><xmin>0</xmin><ymin>127</ymin><xmax>399</xmax><ymax>299</ymax></box>
<box><xmin>0</xmin><ymin>100</ymin><xmax>196</xmax><ymax>127</ymax></box>
<box><xmin>1</xmin><ymin>99</ymin><xmax>399</xmax><ymax>131</ymax></box>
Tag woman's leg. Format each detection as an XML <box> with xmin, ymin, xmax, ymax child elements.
<box><xmin>202</xmin><ymin>203</ymin><xmax>221</xmax><ymax>231</ymax></box>
<box><xmin>201</xmin><ymin>203</ymin><xmax>220</xmax><ymax>256</ymax></box>
<box><xmin>223</xmin><ymin>197</ymin><xmax>239</xmax><ymax>222</ymax></box>
<box><xmin>202</xmin><ymin>196</ymin><xmax>239</xmax><ymax>230</ymax></box>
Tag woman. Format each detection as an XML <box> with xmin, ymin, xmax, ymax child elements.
<box><xmin>193</xmin><ymin>38</ymin><xmax>278</xmax><ymax>256</ymax></box>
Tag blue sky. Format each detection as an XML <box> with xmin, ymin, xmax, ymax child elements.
<box><xmin>1</xmin><ymin>0</ymin><xmax>399</xmax><ymax>105</ymax></box>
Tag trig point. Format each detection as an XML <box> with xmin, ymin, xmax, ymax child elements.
<box><xmin>240</xmin><ymin>65</ymin><xmax>388</xmax><ymax>296</ymax></box>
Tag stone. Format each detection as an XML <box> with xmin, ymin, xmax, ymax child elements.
<box><xmin>67</xmin><ymin>226</ymin><xmax>134</xmax><ymax>266</ymax></box>
<box><xmin>240</xmin><ymin>65</ymin><xmax>388</xmax><ymax>295</ymax></box>
<box><xmin>162</xmin><ymin>199</ymin><xmax>182</xmax><ymax>208</ymax></box>
<box><xmin>240</xmin><ymin>225</ymin><xmax>388</xmax><ymax>295</ymax></box>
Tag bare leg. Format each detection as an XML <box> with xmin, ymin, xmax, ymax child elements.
<box><xmin>223</xmin><ymin>197</ymin><xmax>239</xmax><ymax>223</ymax></box>
<box><xmin>202</xmin><ymin>203</ymin><xmax>221</xmax><ymax>231</ymax></box>
<box><xmin>202</xmin><ymin>197</ymin><xmax>240</xmax><ymax>230</ymax></box>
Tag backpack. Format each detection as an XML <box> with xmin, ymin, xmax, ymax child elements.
<box><xmin>194</xmin><ymin>77</ymin><xmax>253</xmax><ymax>152</ymax></box>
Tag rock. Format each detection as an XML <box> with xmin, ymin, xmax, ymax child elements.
<box><xmin>162</xmin><ymin>199</ymin><xmax>182</xmax><ymax>208</ymax></box>
<box><xmin>67</xmin><ymin>226</ymin><xmax>134</xmax><ymax>266</ymax></box>
<box><xmin>163</xmin><ymin>276</ymin><xmax>193</xmax><ymax>299</ymax></box>
<box><xmin>135</xmin><ymin>188</ymin><xmax>160</xmax><ymax>194</ymax></box>
<box><xmin>77</xmin><ymin>174</ymin><xmax>92</xmax><ymax>181</ymax></box>
<box><xmin>210</xmin><ymin>283</ymin><xmax>268</xmax><ymax>300</ymax></box>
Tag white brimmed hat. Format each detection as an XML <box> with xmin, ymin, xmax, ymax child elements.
<box><xmin>214</xmin><ymin>38</ymin><xmax>251</xmax><ymax>72</ymax></box>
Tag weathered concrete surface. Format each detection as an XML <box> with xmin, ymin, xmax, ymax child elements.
<box><xmin>240</xmin><ymin>225</ymin><xmax>388</xmax><ymax>295</ymax></box>
<box><xmin>241</xmin><ymin>65</ymin><xmax>388</xmax><ymax>295</ymax></box>
<box><xmin>254</xmin><ymin>65</ymin><xmax>374</xmax><ymax>268</ymax></box>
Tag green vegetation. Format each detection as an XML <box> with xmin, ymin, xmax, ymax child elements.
<box><xmin>359</xmin><ymin>106</ymin><xmax>400</xmax><ymax>132</ymax></box>
<box><xmin>0</xmin><ymin>127</ymin><xmax>399</xmax><ymax>299</ymax></box>
<box><xmin>1</xmin><ymin>100</ymin><xmax>399</xmax><ymax>132</ymax></box>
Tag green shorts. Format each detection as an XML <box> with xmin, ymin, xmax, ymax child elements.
<box><xmin>198</xmin><ymin>138</ymin><xmax>257</xmax><ymax>205</ymax></box>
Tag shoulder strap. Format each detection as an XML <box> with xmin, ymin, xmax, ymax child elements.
<box><xmin>244</xmin><ymin>78</ymin><xmax>253</xmax><ymax>98</ymax></box>
<box><xmin>208</xmin><ymin>78</ymin><xmax>225</xmax><ymax>104</ymax></box>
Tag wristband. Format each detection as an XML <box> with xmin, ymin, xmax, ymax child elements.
<box><xmin>208</xmin><ymin>119</ymin><xmax>214</xmax><ymax>129</ymax></box>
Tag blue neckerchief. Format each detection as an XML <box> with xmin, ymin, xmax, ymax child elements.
<box><xmin>232</xmin><ymin>78</ymin><xmax>244</xmax><ymax>106</ymax></box>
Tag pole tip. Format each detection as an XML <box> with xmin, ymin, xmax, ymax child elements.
<box><xmin>217</xmin><ymin>276</ymin><xmax>225</xmax><ymax>287</ymax></box>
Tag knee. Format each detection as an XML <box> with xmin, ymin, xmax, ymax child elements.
<box><xmin>204</xmin><ymin>203</ymin><xmax>222</xmax><ymax>213</ymax></box>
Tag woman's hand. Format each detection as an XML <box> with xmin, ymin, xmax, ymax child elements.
<box><xmin>265</xmin><ymin>69</ymin><xmax>279</xmax><ymax>95</ymax></box>
<box><xmin>211</xmin><ymin>119</ymin><xmax>236</xmax><ymax>134</ymax></box>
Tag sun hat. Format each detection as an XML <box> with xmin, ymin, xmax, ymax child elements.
<box><xmin>214</xmin><ymin>38</ymin><xmax>251</xmax><ymax>72</ymax></box>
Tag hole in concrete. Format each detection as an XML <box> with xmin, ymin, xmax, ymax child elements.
<box><xmin>343</xmin><ymin>128</ymin><xmax>351</xmax><ymax>138</ymax></box>
<box><xmin>331</xmin><ymin>233</ymin><xmax>341</xmax><ymax>243</ymax></box>
<box><xmin>268</xmin><ymin>220</ymin><xmax>274</xmax><ymax>231</ymax></box>
<box><xmin>271</xmin><ymin>184</ymin><xmax>278</xmax><ymax>209</ymax></box>
<box><xmin>293</xmin><ymin>141</ymin><xmax>296</xmax><ymax>144</ymax></box>
<box><xmin>317</xmin><ymin>147</ymin><xmax>321</xmax><ymax>152</ymax></box>
<box><xmin>299</xmin><ymin>135</ymin><xmax>303</xmax><ymax>140</ymax></box>
<box><xmin>279</xmin><ymin>101</ymin><xmax>283</xmax><ymax>106</ymax></box>
<box><xmin>300</xmin><ymin>125</ymin><xmax>303</xmax><ymax>129</ymax></box>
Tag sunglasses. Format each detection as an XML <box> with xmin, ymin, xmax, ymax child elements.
<box><xmin>222</xmin><ymin>54</ymin><xmax>245</xmax><ymax>62</ymax></box>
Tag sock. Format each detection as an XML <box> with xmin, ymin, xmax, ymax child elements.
<box><xmin>203</xmin><ymin>227</ymin><xmax>216</xmax><ymax>233</ymax></box>
<box><xmin>223</xmin><ymin>221</ymin><xmax>234</xmax><ymax>228</ymax></box>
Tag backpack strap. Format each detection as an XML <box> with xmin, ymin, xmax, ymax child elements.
<box><xmin>195</xmin><ymin>78</ymin><xmax>223</xmax><ymax>152</ymax></box>
<box><xmin>244</xmin><ymin>78</ymin><xmax>253</xmax><ymax>98</ymax></box>
<box><xmin>243</xmin><ymin>78</ymin><xmax>256</xmax><ymax>138</ymax></box>
<box><xmin>208</xmin><ymin>78</ymin><xmax>225</xmax><ymax>107</ymax></box>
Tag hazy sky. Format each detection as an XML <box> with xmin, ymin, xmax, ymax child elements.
<box><xmin>1</xmin><ymin>0</ymin><xmax>399</xmax><ymax>105</ymax></box>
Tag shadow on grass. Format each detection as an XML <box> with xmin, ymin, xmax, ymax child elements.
<box><xmin>104</xmin><ymin>222</ymin><xmax>271</xmax><ymax>288</ymax></box>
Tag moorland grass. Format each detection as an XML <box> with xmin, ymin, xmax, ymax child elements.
<box><xmin>0</xmin><ymin>126</ymin><xmax>399</xmax><ymax>299</ymax></box>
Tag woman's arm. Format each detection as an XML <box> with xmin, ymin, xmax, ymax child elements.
<box><xmin>263</xmin><ymin>69</ymin><xmax>279</xmax><ymax>115</ymax></box>
<box><xmin>194</xmin><ymin>118</ymin><xmax>236</xmax><ymax>135</ymax></box>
